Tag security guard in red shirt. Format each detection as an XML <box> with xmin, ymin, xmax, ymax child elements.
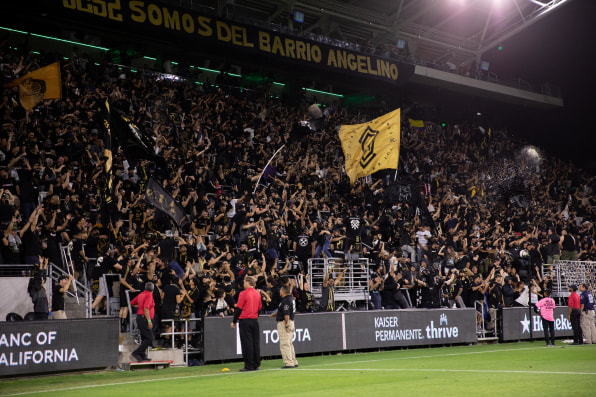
<box><xmin>130</xmin><ymin>282</ymin><xmax>155</xmax><ymax>362</ymax></box>
<box><xmin>231</xmin><ymin>276</ymin><xmax>262</xmax><ymax>371</ymax></box>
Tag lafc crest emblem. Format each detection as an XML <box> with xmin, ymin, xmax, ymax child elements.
<box><xmin>358</xmin><ymin>126</ymin><xmax>378</xmax><ymax>168</ymax></box>
<box><xmin>20</xmin><ymin>78</ymin><xmax>47</xmax><ymax>104</ymax></box>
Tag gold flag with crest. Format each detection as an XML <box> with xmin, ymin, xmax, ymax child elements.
<box><xmin>339</xmin><ymin>108</ymin><xmax>401</xmax><ymax>184</ymax></box>
<box><xmin>9</xmin><ymin>62</ymin><xmax>62</xmax><ymax>111</ymax></box>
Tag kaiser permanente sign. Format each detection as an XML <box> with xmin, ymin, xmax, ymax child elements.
<box><xmin>58</xmin><ymin>0</ymin><xmax>414</xmax><ymax>85</ymax></box>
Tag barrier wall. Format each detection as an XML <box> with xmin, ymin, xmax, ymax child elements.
<box><xmin>204</xmin><ymin>308</ymin><xmax>477</xmax><ymax>362</ymax></box>
<box><xmin>0</xmin><ymin>277</ymin><xmax>34</xmax><ymax>321</ymax></box>
<box><xmin>500</xmin><ymin>307</ymin><xmax>573</xmax><ymax>341</ymax></box>
<box><xmin>0</xmin><ymin>318</ymin><xmax>119</xmax><ymax>377</ymax></box>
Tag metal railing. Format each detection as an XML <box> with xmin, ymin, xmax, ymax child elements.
<box><xmin>308</xmin><ymin>257</ymin><xmax>370</xmax><ymax>311</ymax></box>
<box><xmin>48</xmin><ymin>262</ymin><xmax>93</xmax><ymax>318</ymax></box>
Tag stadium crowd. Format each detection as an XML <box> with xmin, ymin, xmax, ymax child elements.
<box><xmin>1</xmin><ymin>41</ymin><xmax>596</xmax><ymax>341</ymax></box>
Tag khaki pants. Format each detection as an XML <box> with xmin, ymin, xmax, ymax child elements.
<box><xmin>52</xmin><ymin>310</ymin><xmax>67</xmax><ymax>320</ymax></box>
<box><xmin>580</xmin><ymin>310</ymin><xmax>596</xmax><ymax>344</ymax></box>
<box><xmin>277</xmin><ymin>320</ymin><xmax>298</xmax><ymax>367</ymax></box>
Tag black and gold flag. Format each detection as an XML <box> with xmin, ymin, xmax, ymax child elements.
<box><xmin>101</xmin><ymin>100</ymin><xmax>114</xmax><ymax>206</ymax></box>
<box><xmin>145</xmin><ymin>177</ymin><xmax>189</xmax><ymax>230</ymax></box>
<box><xmin>111</xmin><ymin>109</ymin><xmax>168</xmax><ymax>171</ymax></box>
<box><xmin>339</xmin><ymin>108</ymin><xmax>401</xmax><ymax>184</ymax></box>
<box><xmin>5</xmin><ymin>62</ymin><xmax>62</xmax><ymax>111</ymax></box>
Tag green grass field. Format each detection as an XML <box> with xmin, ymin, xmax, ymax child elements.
<box><xmin>1</xmin><ymin>342</ymin><xmax>595</xmax><ymax>396</ymax></box>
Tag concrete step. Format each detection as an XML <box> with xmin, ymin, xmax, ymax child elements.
<box><xmin>118</xmin><ymin>331</ymin><xmax>186</xmax><ymax>367</ymax></box>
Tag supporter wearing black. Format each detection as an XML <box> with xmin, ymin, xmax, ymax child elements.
<box><xmin>345</xmin><ymin>208</ymin><xmax>364</xmax><ymax>255</ymax></box>
<box><xmin>320</xmin><ymin>267</ymin><xmax>346</xmax><ymax>311</ymax></box>
<box><xmin>381</xmin><ymin>268</ymin><xmax>410</xmax><ymax>309</ymax></box>
<box><xmin>293</xmin><ymin>225</ymin><xmax>313</xmax><ymax>272</ymax></box>
<box><xmin>21</xmin><ymin>205</ymin><xmax>45</xmax><ymax>266</ymax></box>
<box><xmin>297</xmin><ymin>273</ymin><xmax>315</xmax><ymax>313</ymax></box>
<box><xmin>488</xmin><ymin>271</ymin><xmax>504</xmax><ymax>331</ymax></box>
<box><xmin>52</xmin><ymin>274</ymin><xmax>73</xmax><ymax>319</ymax></box>
<box><xmin>162</xmin><ymin>274</ymin><xmax>183</xmax><ymax>348</ymax></box>
<box><xmin>28</xmin><ymin>257</ymin><xmax>49</xmax><ymax>320</ymax></box>
<box><xmin>92</xmin><ymin>247</ymin><xmax>116</xmax><ymax>315</ymax></box>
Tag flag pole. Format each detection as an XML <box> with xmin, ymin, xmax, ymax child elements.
<box><xmin>253</xmin><ymin>144</ymin><xmax>285</xmax><ymax>195</ymax></box>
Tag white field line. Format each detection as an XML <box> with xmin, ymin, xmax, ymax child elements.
<box><xmin>0</xmin><ymin>345</ymin><xmax>587</xmax><ymax>396</ymax></box>
<box><xmin>293</xmin><ymin>368</ymin><xmax>596</xmax><ymax>375</ymax></box>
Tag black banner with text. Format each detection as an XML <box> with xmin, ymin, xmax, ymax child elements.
<box><xmin>0</xmin><ymin>318</ymin><xmax>119</xmax><ymax>377</ymax></box>
<box><xmin>39</xmin><ymin>1</ymin><xmax>414</xmax><ymax>85</ymax></box>
<box><xmin>203</xmin><ymin>309</ymin><xmax>477</xmax><ymax>362</ymax></box>
<box><xmin>500</xmin><ymin>307</ymin><xmax>573</xmax><ymax>341</ymax></box>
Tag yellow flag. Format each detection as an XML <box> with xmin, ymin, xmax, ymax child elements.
<box><xmin>339</xmin><ymin>108</ymin><xmax>401</xmax><ymax>184</ymax></box>
<box><xmin>408</xmin><ymin>118</ymin><xmax>424</xmax><ymax>128</ymax></box>
<box><xmin>12</xmin><ymin>62</ymin><xmax>62</xmax><ymax>111</ymax></box>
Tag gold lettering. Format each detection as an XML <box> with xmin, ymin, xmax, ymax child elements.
<box><xmin>242</xmin><ymin>27</ymin><xmax>253</xmax><ymax>47</ymax></box>
<box><xmin>216</xmin><ymin>21</ymin><xmax>231</xmax><ymax>42</ymax></box>
<box><xmin>366</xmin><ymin>57</ymin><xmax>377</xmax><ymax>76</ymax></box>
<box><xmin>259</xmin><ymin>31</ymin><xmax>271</xmax><ymax>52</ymax></box>
<box><xmin>163</xmin><ymin>8</ymin><xmax>180</xmax><ymax>31</ymax></box>
<box><xmin>327</xmin><ymin>49</ymin><xmax>337</xmax><ymax>67</ymax></box>
<box><xmin>295</xmin><ymin>41</ymin><xmax>306</xmax><ymax>60</ymax></box>
<box><xmin>107</xmin><ymin>0</ymin><xmax>123</xmax><ymax>21</ymax></box>
<box><xmin>305</xmin><ymin>43</ymin><xmax>311</xmax><ymax>61</ymax></box>
<box><xmin>271</xmin><ymin>36</ymin><xmax>284</xmax><ymax>56</ymax></box>
<box><xmin>76</xmin><ymin>0</ymin><xmax>93</xmax><ymax>13</ymax></box>
<box><xmin>91</xmin><ymin>0</ymin><xmax>107</xmax><ymax>17</ymax></box>
<box><xmin>347</xmin><ymin>53</ymin><xmax>357</xmax><ymax>71</ymax></box>
<box><xmin>311</xmin><ymin>45</ymin><xmax>322</xmax><ymax>63</ymax></box>
<box><xmin>285</xmin><ymin>38</ymin><xmax>295</xmax><ymax>58</ymax></box>
<box><xmin>231</xmin><ymin>25</ymin><xmax>243</xmax><ymax>46</ymax></box>
<box><xmin>63</xmin><ymin>0</ymin><xmax>77</xmax><ymax>9</ymax></box>
<box><xmin>129</xmin><ymin>1</ymin><xmax>146</xmax><ymax>23</ymax></box>
<box><xmin>357</xmin><ymin>55</ymin><xmax>367</xmax><ymax>74</ymax></box>
<box><xmin>197</xmin><ymin>16</ymin><xmax>212</xmax><ymax>36</ymax></box>
<box><xmin>182</xmin><ymin>13</ymin><xmax>194</xmax><ymax>33</ymax></box>
<box><xmin>390</xmin><ymin>64</ymin><xmax>399</xmax><ymax>80</ymax></box>
<box><xmin>337</xmin><ymin>50</ymin><xmax>347</xmax><ymax>69</ymax></box>
<box><xmin>379</xmin><ymin>59</ymin><xmax>390</xmax><ymax>78</ymax></box>
<box><xmin>147</xmin><ymin>4</ymin><xmax>162</xmax><ymax>26</ymax></box>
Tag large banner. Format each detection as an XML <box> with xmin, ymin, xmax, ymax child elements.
<box><xmin>41</xmin><ymin>1</ymin><xmax>414</xmax><ymax>85</ymax></box>
<box><xmin>204</xmin><ymin>309</ymin><xmax>476</xmax><ymax>362</ymax></box>
<box><xmin>345</xmin><ymin>309</ymin><xmax>477</xmax><ymax>349</ymax></box>
<box><xmin>0</xmin><ymin>318</ymin><xmax>119</xmax><ymax>377</ymax></box>
<box><xmin>204</xmin><ymin>313</ymin><xmax>343</xmax><ymax>362</ymax></box>
<box><xmin>500</xmin><ymin>307</ymin><xmax>573</xmax><ymax>341</ymax></box>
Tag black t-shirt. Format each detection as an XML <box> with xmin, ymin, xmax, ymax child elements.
<box><xmin>158</xmin><ymin>238</ymin><xmax>177</xmax><ymax>262</ymax></box>
<box><xmin>21</xmin><ymin>229</ymin><xmax>43</xmax><ymax>257</ymax></box>
<box><xmin>93</xmin><ymin>255</ymin><xmax>116</xmax><ymax>280</ymax></box>
<box><xmin>295</xmin><ymin>234</ymin><xmax>311</xmax><ymax>257</ymax></box>
<box><xmin>162</xmin><ymin>284</ymin><xmax>181</xmax><ymax>315</ymax></box>
<box><xmin>52</xmin><ymin>283</ymin><xmax>65</xmax><ymax>311</ymax></box>
<box><xmin>275</xmin><ymin>295</ymin><xmax>295</xmax><ymax>322</ymax></box>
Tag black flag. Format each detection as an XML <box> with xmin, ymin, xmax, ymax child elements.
<box><xmin>145</xmin><ymin>177</ymin><xmax>190</xmax><ymax>230</ymax></box>
<box><xmin>111</xmin><ymin>109</ymin><xmax>168</xmax><ymax>171</ymax></box>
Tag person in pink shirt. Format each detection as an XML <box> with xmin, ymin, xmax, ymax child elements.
<box><xmin>535</xmin><ymin>289</ymin><xmax>556</xmax><ymax>346</ymax></box>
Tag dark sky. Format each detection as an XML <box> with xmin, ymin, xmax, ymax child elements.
<box><xmin>482</xmin><ymin>0</ymin><xmax>596</xmax><ymax>171</ymax></box>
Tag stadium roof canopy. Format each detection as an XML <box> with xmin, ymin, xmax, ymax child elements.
<box><xmin>191</xmin><ymin>0</ymin><xmax>571</xmax><ymax>70</ymax></box>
